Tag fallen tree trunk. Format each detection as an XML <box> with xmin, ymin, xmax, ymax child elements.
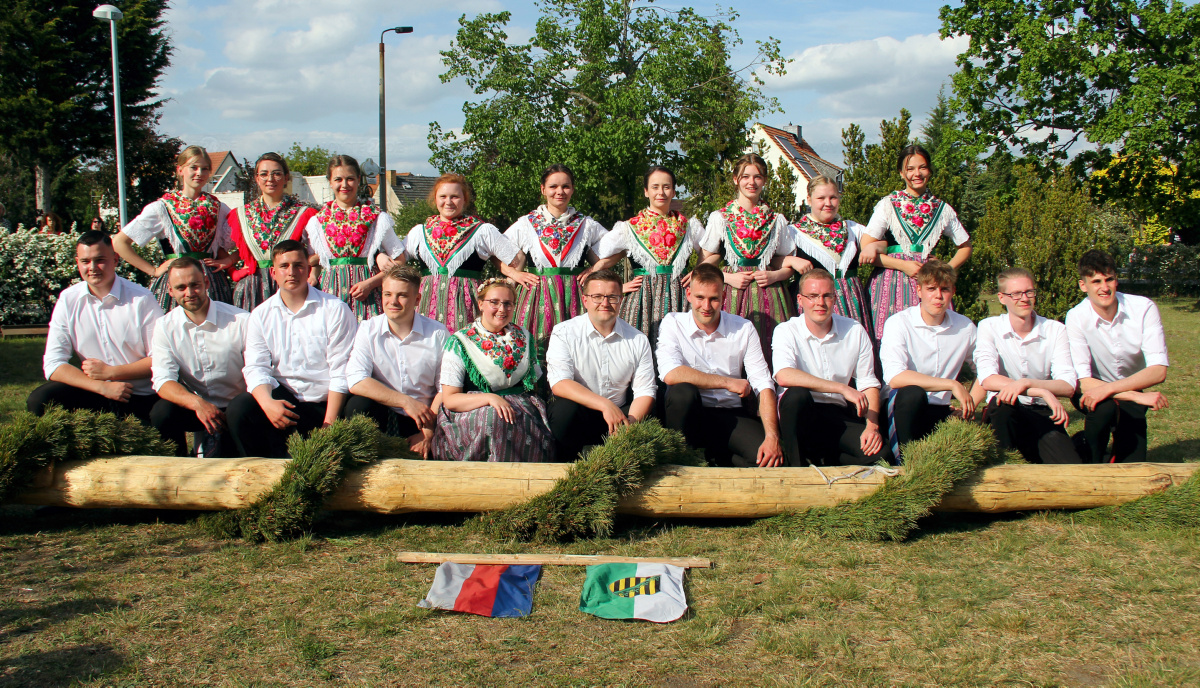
<box><xmin>10</xmin><ymin>457</ymin><xmax>1197</xmax><ymax>516</ymax></box>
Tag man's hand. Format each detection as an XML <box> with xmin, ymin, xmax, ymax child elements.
<box><xmin>193</xmin><ymin>399</ymin><xmax>226</xmax><ymax>434</ymax></box>
<box><xmin>1079</xmin><ymin>383</ymin><xmax>1115</xmax><ymax>412</ymax></box>
<box><xmin>262</xmin><ymin>397</ymin><xmax>299</xmax><ymax>429</ymax></box>
<box><xmin>1130</xmin><ymin>391</ymin><xmax>1169</xmax><ymax>411</ymax></box>
<box><xmin>860</xmin><ymin>424</ymin><xmax>883</xmax><ymax>457</ymax></box>
<box><xmin>951</xmin><ymin>381</ymin><xmax>976</xmax><ymax>420</ymax></box>
<box><xmin>842</xmin><ymin>386</ymin><xmax>868</xmax><ymax>417</ymax></box>
<box><xmin>397</xmin><ymin>397</ymin><xmax>437</xmax><ymax>429</ymax></box>
<box><xmin>996</xmin><ymin>378</ymin><xmax>1030</xmax><ymax>405</ymax></box>
<box><xmin>98</xmin><ymin>380</ymin><xmax>133</xmax><ymax>402</ymax></box>
<box><xmin>81</xmin><ymin>358</ymin><xmax>113</xmax><ymax>380</ymax></box>
<box><xmin>756</xmin><ymin>434</ymin><xmax>784</xmax><ymax>467</ymax></box>
<box><xmin>601</xmin><ymin>401</ymin><xmax>630</xmax><ymax>434</ymax></box>
<box><xmin>409</xmin><ymin>427</ymin><xmax>435</xmax><ymax>459</ymax></box>
<box><xmin>725</xmin><ymin>378</ymin><xmax>753</xmax><ymax>398</ymax></box>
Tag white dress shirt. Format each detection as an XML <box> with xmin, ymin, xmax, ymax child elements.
<box><xmin>773</xmin><ymin>314</ymin><xmax>879</xmax><ymax>406</ymax></box>
<box><xmin>345</xmin><ymin>313</ymin><xmax>448</xmax><ymax>414</ymax></box>
<box><xmin>242</xmin><ymin>287</ymin><xmax>358</xmax><ymax>402</ymax></box>
<box><xmin>974</xmin><ymin>314</ymin><xmax>1076</xmax><ymax>406</ymax></box>
<box><xmin>546</xmin><ymin>314</ymin><xmax>657</xmax><ymax>405</ymax></box>
<box><xmin>43</xmin><ymin>277</ymin><xmax>164</xmax><ymax>396</ymax></box>
<box><xmin>655</xmin><ymin>311</ymin><xmax>775</xmax><ymax>408</ymax></box>
<box><xmin>1065</xmin><ymin>292</ymin><xmax>1169</xmax><ymax>383</ymax></box>
<box><xmin>880</xmin><ymin>306</ymin><xmax>977</xmax><ymax>405</ymax></box>
<box><xmin>151</xmin><ymin>300</ymin><xmax>250</xmax><ymax>408</ymax></box>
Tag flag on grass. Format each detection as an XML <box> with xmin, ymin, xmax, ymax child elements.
<box><xmin>418</xmin><ymin>563</ymin><xmax>541</xmax><ymax>618</ymax></box>
<box><xmin>579</xmin><ymin>563</ymin><xmax>687</xmax><ymax>623</ymax></box>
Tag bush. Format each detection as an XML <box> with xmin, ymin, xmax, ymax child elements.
<box><xmin>1124</xmin><ymin>243</ymin><xmax>1200</xmax><ymax>296</ymax></box>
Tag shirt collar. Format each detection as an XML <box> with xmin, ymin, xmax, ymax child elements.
<box><xmin>1000</xmin><ymin>314</ymin><xmax>1043</xmax><ymax>341</ymax></box>
<box><xmin>271</xmin><ymin>286</ymin><xmax>320</xmax><ymax>316</ymax></box>
<box><xmin>181</xmin><ymin>302</ymin><xmax>219</xmax><ymax>331</ymax></box>
<box><xmin>686</xmin><ymin>311</ymin><xmax>728</xmax><ymax>339</ymax></box>
<box><xmin>585</xmin><ymin>315</ymin><xmax>624</xmax><ymax>341</ymax></box>
<box><xmin>907</xmin><ymin>305</ymin><xmax>948</xmax><ymax>331</ymax></box>
<box><xmin>88</xmin><ymin>276</ymin><xmax>124</xmax><ymax>304</ymax></box>
<box><xmin>1088</xmin><ymin>292</ymin><xmax>1128</xmax><ymax>326</ymax></box>
<box><xmin>801</xmin><ymin>316</ymin><xmax>841</xmax><ymax>343</ymax></box>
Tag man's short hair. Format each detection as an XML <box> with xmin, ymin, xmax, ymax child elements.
<box><xmin>271</xmin><ymin>239</ymin><xmax>308</xmax><ymax>261</ymax></box>
<box><xmin>76</xmin><ymin>231</ymin><xmax>112</xmax><ymax>249</ymax></box>
<box><xmin>166</xmin><ymin>256</ymin><xmax>205</xmax><ymax>279</ymax></box>
<box><xmin>915</xmin><ymin>259</ymin><xmax>957</xmax><ymax>288</ymax></box>
<box><xmin>581</xmin><ymin>268</ymin><xmax>622</xmax><ymax>292</ymax></box>
<box><xmin>996</xmin><ymin>266</ymin><xmax>1034</xmax><ymax>292</ymax></box>
<box><xmin>381</xmin><ymin>263</ymin><xmax>422</xmax><ymax>289</ymax></box>
<box><xmin>1077</xmin><ymin>249</ymin><xmax>1118</xmax><ymax>278</ymax></box>
<box><xmin>689</xmin><ymin>262</ymin><xmax>725</xmax><ymax>288</ymax></box>
<box><xmin>797</xmin><ymin>268</ymin><xmax>835</xmax><ymax>293</ymax></box>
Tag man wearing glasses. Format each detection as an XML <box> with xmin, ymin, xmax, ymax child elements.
<box><xmin>774</xmin><ymin>269</ymin><xmax>889</xmax><ymax>466</ymax></box>
<box><xmin>545</xmin><ymin>269</ymin><xmax>656</xmax><ymax>460</ymax></box>
<box><xmin>974</xmin><ymin>267</ymin><xmax>1079</xmax><ymax>463</ymax></box>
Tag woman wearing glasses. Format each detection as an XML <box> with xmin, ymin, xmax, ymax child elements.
<box><xmin>431</xmin><ymin>278</ymin><xmax>555</xmax><ymax>462</ymax></box>
<box><xmin>597</xmin><ymin>166</ymin><xmax>704</xmax><ymax>347</ymax></box>
<box><xmin>228</xmin><ymin>152</ymin><xmax>318</xmax><ymax>311</ymax></box>
<box><xmin>305</xmin><ymin>155</ymin><xmax>405</xmax><ymax>321</ymax></box>
<box><xmin>405</xmin><ymin>173</ymin><xmax>521</xmax><ymax>331</ymax></box>
<box><xmin>500</xmin><ymin>164</ymin><xmax>620</xmax><ymax>350</ymax></box>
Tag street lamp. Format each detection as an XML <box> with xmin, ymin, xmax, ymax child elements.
<box><xmin>93</xmin><ymin>4</ymin><xmax>128</xmax><ymax>228</ymax></box>
<box><xmin>379</xmin><ymin>26</ymin><xmax>413</xmax><ymax>212</ymax></box>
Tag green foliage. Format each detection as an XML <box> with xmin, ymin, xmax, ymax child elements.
<box><xmin>762</xmin><ymin>419</ymin><xmax>1004</xmax><ymax>541</ymax></box>
<box><xmin>284</xmin><ymin>142</ymin><xmax>334</xmax><ymax>177</ymax></box>
<box><xmin>1077</xmin><ymin>471</ymin><xmax>1200</xmax><ymax>529</ymax></box>
<box><xmin>940</xmin><ymin>0</ymin><xmax>1200</xmax><ymax>243</ymax></box>
<box><xmin>1125</xmin><ymin>243</ymin><xmax>1200</xmax><ymax>296</ymax></box>
<box><xmin>838</xmin><ymin>109</ymin><xmax>912</xmax><ymax>225</ymax></box>
<box><xmin>390</xmin><ymin>200</ymin><xmax>436</xmax><ymax>239</ymax></box>
<box><xmin>474</xmin><ymin>419</ymin><xmax>703</xmax><ymax>543</ymax></box>
<box><xmin>771</xmin><ymin>158</ymin><xmax>799</xmax><ymax>215</ymax></box>
<box><xmin>429</xmin><ymin>0</ymin><xmax>788</xmax><ymax>228</ymax></box>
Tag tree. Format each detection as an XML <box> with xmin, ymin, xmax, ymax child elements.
<box><xmin>0</xmin><ymin>0</ymin><xmax>172</xmax><ymax>213</ymax></box>
<box><xmin>284</xmin><ymin>143</ymin><xmax>334</xmax><ymax>177</ymax></box>
<box><xmin>771</xmin><ymin>160</ymin><xmax>799</xmax><ymax>216</ymax></box>
<box><xmin>428</xmin><ymin>0</ymin><xmax>787</xmax><ymax>228</ymax></box>
<box><xmin>838</xmin><ymin>109</ymin><xmax>913</xmax><ymax>225</ymax></box>
<box><xmin>940</xmin><ymin>0</ymin><xmax>1200</xmax><ymax>242</ymax></box>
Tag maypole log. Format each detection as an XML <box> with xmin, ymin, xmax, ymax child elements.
<box><xmin>11</xmin><ymin>457</ymin><xmax>1198</xmax><ymax>516</ymax></box>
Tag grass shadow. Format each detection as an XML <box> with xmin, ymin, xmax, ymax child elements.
<box><xmin>0</xmin><ymin>506</ymin><xmax>202</xmax><ymax>537</ymax></box>
<box><xmin>0</xmin><ymin>643</ymin><xmax>126</xmax><ymax>687</ymax></box>
<box><xmin>0</xmin><ymin>597</ymin><xmax>121</xmax><ymax>642</ymax></box>
<box><xmin>905</xmin><ymin>510</ymin><xmax>1033</xmax><ymax>541</ymax></box>
<box><xmin>1146</xmin><ymin>438</ymin><xmax>1200</xmax><ymax>463</ymax></box>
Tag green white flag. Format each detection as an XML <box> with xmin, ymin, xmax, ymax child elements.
<box><xmin>579</xmin><ymin>563</ymin><xmax>687</xmax><ymax>623</ymax></box>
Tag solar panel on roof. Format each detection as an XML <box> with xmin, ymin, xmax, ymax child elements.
<box><xmin>773</xmin><ymin>135</ymin><xmax>817</xmax><ymax>178</ymax></box>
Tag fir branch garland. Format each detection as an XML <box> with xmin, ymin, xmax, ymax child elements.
<box><xmin>1074</xmin><ymin>470</ymin><xmax>1200</xmax><ymax>529</ymax></box>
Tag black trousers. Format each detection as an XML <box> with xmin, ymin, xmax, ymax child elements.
<box><xmin>226</xmin><ymin>386</ymin><xmax>327</xmax><ymax>458</ymax></box>
<box><xmin>985</xmin><ymin>399</ymin><xmax>1079</xmax><ymax>464</ymax></box>
<box><xmin>891</xmin><ymin>385</ymin><xmax>954</xmax><ymax>447</ymax></box>
<box><xmin>148</xmin><ymin>398</ymin><xmax>241</xmax><ymax>458</ymax></box>
<box><xmin>663</xmin><ymin>383</ymin><xmax>765</xmax><ymax>467</ymax></box>
<box><xmin>342</xmin><ymin>395</ymin><xmax>420</xmax><ymax>437</ymax></box>
<box><xmin>27</xmin><ymin>381</ymin><xmax>158</xmax><ymax>424</ymax></box>
<box><xmin>547</xmin><ymin>396</ymin><xmax>634</xmax><ymax>462</ymax></box>
<box><xmin>778</xmin><ymin>388</ymin><xmax>891</xmax><ymax>467</ymax></box>
<box><xmin>1071</xmin><ymin>392</ymin><xmax>1149</xmax><ymax>463</ymax></box>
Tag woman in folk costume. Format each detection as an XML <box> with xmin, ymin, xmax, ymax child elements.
<box><xmin>500</xmin><ymin>164</ymin><xmax>621</xmax><ymax>349</ymax></box>
<box><xmin>228</xmin><ymin>152</ymin><xmax>318</xmax><ymax>310</ymax></box>
<box><xmin>781</xmin><ymin>175</ymin><xmax>875</xmax><ymax>339</ymax></box>
<box><xmin>405</xmin><ymin>173</ymin><xmax>521</xmax><ymax>332</ymax></box>
<box><xmin>698</xmin><ymin>153</ymin><xmax>797</xmax><ymax>357</ymax></box>
<box><xmin>113</xmin><ymin>145</ymin><xmax>235</xmax><ymax>311</ymax></box>
<box><xmin>597</xmin><ymin>166</ymin><xmax>704</xmax><ymax>347</ymax></box>
<box><xmin>304</xmin><ymin>155</ymin><xmax>404</xmax><ymax>321</ymax></box>
<box><xmin>859</xmin><ymin>144</ymin><xmax>971</xmax><ymax>342</ymax></box>
<box><xmin>431</xmin><ymin>278</ymin><xmax>555</xmax><ymax>463</ymax></box>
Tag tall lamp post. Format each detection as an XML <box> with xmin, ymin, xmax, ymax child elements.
<box><xmin>93</xmin><ymin>4</ymin><xmax>128</xmax><ymax>228</ymax></box>
<box><xmin>378</xmin><ymin>26</ymin><xmax>413</xmax><ymax>212</ymax></box>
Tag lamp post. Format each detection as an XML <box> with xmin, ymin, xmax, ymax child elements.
<box><xmin>378</xmin><ymin>26</ymin><xmax>413</xmax><ymax>212</ymax></box>
<box><xmin>93</xmin><ymin>4</ymin><xmax>128</xmax><ymax>228</ymax></box>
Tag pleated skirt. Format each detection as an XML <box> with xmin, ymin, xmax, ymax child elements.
<box><xmin>232</xmin><ymin>266</ymin><xmax>275</xmax><ymax>312</ymax></box>
<box><xmin>619</xmin><ymin>273</ymin><xmax>684</xmax><ymax>349</ymax></box>
<box><xmin>150</xmin><ymin>264</ymin><xmax>233</xmax><ymax>312</ymax></box>
<box><xmin>722</xmin><ymin>266</ymin><xmax>796</xmax><ymax>363</ymax></box>
<box><xmin>515</xmin><ymin>273</ymin><xmax>583</xmax><ymax>352</ymax></box>
<box><xmin>418</xmin><ymin>274</ymin><xmax>480</xmax><ymax>333</ymax></box>
<box><xmin>320</xmin><ymin>263</ymin><xmax>381</xmax><ymax>321</ymax></box>
<box><xmin>430</xmin><ymin>392</ymin><xmax>555</xmax><ymax>462</ymax></box>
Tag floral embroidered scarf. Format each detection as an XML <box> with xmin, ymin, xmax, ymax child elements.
<box><xmin>721</xmin><ymin>200</ymin><xmax>775</xmax><ymax>260</ymax></box>
<box><xmin>887</xmin><ymin>191</ymin><xmax>945</xmax><ymax>248</ymax></box>
<box><xmin>244</xmin><ymin>195</ymin><xmax>307</xmax><ymax>254</ymax></box>
<box><xmin>449</xmin><ymin>320</ymin><xmax>536</xmax><ymax>393</ymax></box>
<box><xmin>795</xmin><ymin>216</ymin><xmax>849</xmax><ymax>256</ymax></box>
<box><xmin>528</xmin><ymin>207</ymin><xmax>585</xmax><ymax>267</ymax></box>
<box><xmin>161</xmin><ymin>190</ymin><xmax>220</xmax><ymax>251</ymax></box>
<box><xmin>317</xmin><ymin>201</ymin><xmax>379</xmax><ymax>259</ymax></box>
<box><xmin>423</xmin><ymin>214</ymin><xmax>483</xmax><ymax>267</ymax></box>
<box><xmin>628</xmin><ymin>208</ymin><xmax>689</xmax><ymax>266</ymax></box>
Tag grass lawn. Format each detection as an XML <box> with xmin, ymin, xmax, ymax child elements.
<box><xmin>1</xmin><ymin>299</ymin><xmax>1198</xmax><ymax>686</ymax></box>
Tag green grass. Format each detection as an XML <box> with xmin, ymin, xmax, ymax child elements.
<box><xmin>0</xmin><ymin>300</ymin><xmax>1197</xmax><ymax>685</ymax></box>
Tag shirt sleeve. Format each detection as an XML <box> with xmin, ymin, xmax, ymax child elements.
<box><xmin>303</xmin><ymin>215</ymin><xmax>327</xmax><ymax>266</ymax></box>
<box><xmin>439</xmin><ymin>345</ymin><xmax>467</xmax><ymax>388</ymax></box>
<box><xmin>503</xmin><ymin>217</ymin><xmax>531</xmax><ymax>252</ymax></box>
<box><xmin>376</xmin><ymin>214</ymin><xmax>405</xmax><ymax>259</ymax></box>
<box><xmin>1139</xmin><ymin>300</ymin><xmax>1170</xmax><ymax>368</ymax></box>
<box><xmin>973</xmin><ymin>319</ymin><xmax>1000</xmax><ymax>381</ymax></box>
<box><xmin>862</xmin><ymin>197</ymin><xmax>891</xmax><ymax>240</ymax></box>
<box><xmin>654</xmin><ymin>316</ymin><xmax>686</xmax><ymax>382</ymax></box>
<box><xmin>853</xmin><ymin>326</ymin><xmax>881</xmax><ymax>390</ymax></box>
<box><xmin>476</xmin><ymin>223</ymin><xmax>519</xmax><ymax>265</ymax></box>
<box><xmin>741</xmin><ymin>323</ymin><xmax>776</xmax><ymax>397</ymax></box>
<box><xmin>215</xmin><ymin>203</ymin><xmax>234</xmax><ymax>252</ymax></box>
<box><xmin>687</xmin><ymin>217</ymin><xmax>706</xmax><ymax>249</ymax></box>
<box><xmin>343</xmin><ymin>324</ymin><xmax>375</xmax><ymax>392</ymax></box>
<box><xmin>597</xmin><ymin>221</ymin><xmax>629</xmax><ymax>258</ymax></box>
<box><xmin>1048</xmin><ymin>324</ymin><xmax>1078</xmax><ymax>389</ymax></box>
<box><xmin>772</xmin><ymin>214</ymin><xmax>795</xmax><ymax>256</ymax></box>
<box><xmin>940</xmin><ymin>206</ymin><xmax>971</xmax><ymax>246</ymax></box>
<box><xmin>150</xmin><ymin>317</ymin><xmax>179</xmax><ymax>393</ymax></box>
<box><xmin>584</xmin><ymin>217</ymin><xmax>609</xmax><ymax>255</ymax></box>
<box><xmin>631</xmin><ymin>335</ymin><xmax>657</xmax><ymax>400</ymax></box>
<box><xmin>405</xmin><ymin>227</ymin><xmax>423</xmax><ymax>264</ymax></box>
<box><xmin>42</xmin><ymin>292</ymin><xmax>76</xmax><ymax>380</ymax></box>
<box><xmin>242</xmin><ymin>312</ymin><xmax>278</xmax><ymax>392</ymax></box>
<box><xmin>325</xmin><ymin>301</ymin><xmax>358</xmax><ymax>395</ymax></box>
<box><xmin>1064</xmin><ymin>307</ymin><xmax>1095</xmax><ymax>380</ymax></box>
<box><xmin>878</xmin><ymin>314</ymin><xmax>909</xmax><ymax>387</ymax></box>
<box><xmin>771</xmin><ymin>323</ymin><xmax>801</xmax><ymax>374</ymax></box>
<box><xmin>699</xmin><ymin>211</ymin><xmax>724</xmax><ymax>254</ymax></box>
<box><xmin>120</xmin><ymin>201</ymin><xmax>166</xmax><ymax>246</ymax></box>
<box><xmin>544</xmin><ymin>327</ymin><xmax>575</xmax><ymax>389</ymax></box>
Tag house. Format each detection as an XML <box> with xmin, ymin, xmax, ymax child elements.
<box><xmin>203</xmin><ymin>151</ymin><xmax>247</xmax><ymax>209</ymax></box>
<box><xmin>751</xmin><ymin>123</ymin><xmax>843</xmax><ymax>213</ymax></box>
<box><xmin>369</xmin><ymin>171</ymin><xmax>439</xmax><ymax>211</ymax></box>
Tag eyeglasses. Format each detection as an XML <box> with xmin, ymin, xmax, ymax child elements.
<box><xmin>800</xmin><ymin>293</ymin><xmax>836</xmax><ymax>302</ymax></box>
<box><xmin>481</xmin><ymin>299</ymin><xmax>515</xmax><ymax>309</ymax></box>
<box><xmin>585</xmin><ymin>294</ymin><xmax>622</xmax><ymax>304</ymax></box>
<box><xmin>256</xmin><ymin>171</ymin><xmax>286</xmax><ymax>179</ymax></box>
<box><xmin>1000</xmin><ymin>289</ymin><xmax>1038</xmax><ymax>300</ymax></box>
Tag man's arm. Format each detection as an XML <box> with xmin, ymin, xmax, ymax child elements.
<box><xmin>755</xmin><ymin>389</ymin><xmax>783</xmax><ymax>467</ymax></box>
<box><xmin>156</xmin><ymin>380</ymin><xmax>224</xmax><ymax>433</ymax></box>
<box><xmin>889</xmin><ymin>370</ymin><xmax>975</xmax><ymax>419</ymax></box>
<box><xmin>49</xmin><ymin>364</ymin><xmax>132</xmax><ymax>401</ymax></box>
<box><xmin>662</xmin><ymin>365</ymin><xmax>750</xmax><ymax>395</ymax></box>
<box><xmin>80</xmin><ymin>357</ymin><xmax>153</xmax><ymax>382</ymax></box>
<box><xmin>1079</xmin><ymin>365</ymin><xmax>1168</xmax><ymax>410</ymax></box>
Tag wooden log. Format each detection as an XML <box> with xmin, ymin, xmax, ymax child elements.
<box><xmin>395</xmin><ymin>552</ymin><xmax>714</xmax><ymax>568</ymax></box>
<box><xmin>10</xmin><ymin>457</ymin><xmax>1198</xmax><ymax>516</ymax></box>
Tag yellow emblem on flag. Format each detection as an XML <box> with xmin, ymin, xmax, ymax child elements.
<box><xmin>609</xmin><ymin>575</ymin><xmax>661</xmax><ymax>597</ymax></box>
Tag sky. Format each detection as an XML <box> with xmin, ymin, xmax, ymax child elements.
<box><xmin>156</xmin><ymin>0</ymin><xmax>968</xmax><ymax>175</ymax></box>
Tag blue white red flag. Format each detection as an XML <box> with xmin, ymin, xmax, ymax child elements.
<box><xmin>417</xmin><ymin>562</ymin><xmax>541</xmax><ymax>618</ymax></box>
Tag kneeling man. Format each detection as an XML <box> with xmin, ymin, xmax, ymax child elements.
<box><xmin>29</xmin><ymin>231</ymin><xmax>164</xmax><ymax>421</ymax></box>
<box><xmin>227</xmin><ymin>240</ymin><xmax>357</xmax><ymax>457</ymax></box>
<box><xmin>975</xmin><ymin>267</ymin><xmax>1079</xmax><ymax>463</ymax></box>
<box><xmin>880</xmin><ymin>260</ymin><xmax>977</xmax><ymax>454</ymax></box>
<box><xmin>545</xmin><ymin>269</ymin><xmax>656</xmax><ymax>460</ymax></box>
<box><xmin>150</xmin><ymin>257</ymin><xmax>250</xmax><ymax>456</ymax></box>
<box><xmin>657</xmin><ymin>263</ymin><xmax>783</xmax><ymax>467</ymax></box>
<box><xmin>344</xmin><ymin>264</ymin><xmax>447</xmax><ymax>457</ymax></box>
<box><xmin>775</xmin><ymin>269</ymin><xmax>888</xmax><ymax>466</ymax></box>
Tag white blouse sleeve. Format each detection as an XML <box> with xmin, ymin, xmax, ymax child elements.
<box><xmin>863</xmin><ymin>197</ymin><xmax>892</xmax><ymax>240</ymax></box>
<box><xmin>376</xmin><ymin>213</ymin><xmax>405</xmax><ymax>259</ymax></box>
<box><xmin>215</xmin><ymin>203</ymin><xmax>234</xmax><ymax>252</ymax></box>
<box><xmin>504</xmin><ymin>217</ymin><xmax>533</xmax><ymax>252</ymax></box>
<box><xmin>940</xmin><ymin>205</ymin><xmax>971</xmax><ymax>246</ymax></box>
<box><xmin>772</xmin><ymin>214</ymin><xmax>795</xmax><ymax>255</ymax></box>
<box><xmin>439</xmin><ymin>346</ymin><xmax>467</xmax><ymax>388</ymax></box>
<box><xmin>121</xmin><ymin>201</ymin><xmax>167</xmax><ymax>246</ymax></box>
<box><xmin>584</xmin><ymin>217</ymin><xmax>609</xmax><ymax>255</ymax></box>
<box><xmin>699</xmin><ymin>210</ymin><xmax>725</xmax><ymax>254</ymax></box>
<box><xmin>687</xmin><ymin>217</ymin><xmax>706</xmax><ymax>249</ymax></box>
<box><xmin>477</xmin><ymin>223</ymin><xmax>520</xmax><ymax>265</ymax></box>
<box><xmin>597</xmin><ymin>221</ymin><xmax>630</xmax><ymax>258</ymax></box>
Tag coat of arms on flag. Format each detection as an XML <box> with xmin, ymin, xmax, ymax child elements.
<box><xmin>418</xmin><ymin>562</ymin><xmax>542</xmax><ymax>618</ymax></box>
<box><xmin>579</xmin><ymin>563</ymin><xmax>687</xmax><ymax>623</ymax></box>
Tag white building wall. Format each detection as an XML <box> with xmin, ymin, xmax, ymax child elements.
<box><xmin>752</xmin><ymin>126</ymin><xmax>808</xmax><ymax>214</ymax></box>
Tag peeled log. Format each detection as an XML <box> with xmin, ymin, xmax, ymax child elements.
<box><xmin>11</xmin><ymin>457</ymin><xmax>1198</xmax><ymax>517</ymax></box>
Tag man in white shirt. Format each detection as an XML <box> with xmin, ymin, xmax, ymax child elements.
<box><xmin>656</xmin><ymin>263</ymin><xmax>783</xmax><ymax>467</ymax></box>
<box><xmin>226</xmin><ymin>240</ymin><xmax>358</xmax><ymax>458</ymax></box>
<box><xmin>148</xmin><ymin>257</ymin><xmax>250</xmax><ymax>457</ymax></box>
<box><xmin>344</xmin><ymin>264</ymin><xmax>447</xmax><ymax>457</ymax></box>
<box><xmin>775</xmin><ymin>269</ymin><xmax>888</xmax><ymax>466</ymax></box>
<box><xmin>975</xmin><ymin>267</ymin><xmax>1079</xmax><ymax>463</ymax></box>
<box><xmin>879</xmin><ymin>260</ymin><xmax>977</xmax><ymax>454</ymax></box>
<box><xmin>28</xmin><ymin>231</ymin><xmax>164</xmax><ymax>422</ymax></box>
<box><xmin>546</xmin><ymin>269</ymin><xmax>656</xmax><ymax>460</ymax></box>
<box><xmin>1065</xmin><ymin>249</ymin><xmax>1169</xmax><ymax>463</ymax></box>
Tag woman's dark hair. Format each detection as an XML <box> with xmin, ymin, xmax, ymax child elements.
<box><xmin>644</xmin><ymin>165</ymin><xmax>676</xmax><ymax>188</ymax></box>
<box><xmin>252</xmin><ymin>152</ymin><xmax>291</xmax><ymax>200</ymax></box>
<box><xmin>732</xmin><ymin>153</ymin><xmax>769</xmax><ymax>182</ymax></box>
<box><xmin>540</xmin><ymin>164</ymin><xmax>575</xmax><ymax>186</ymax></box>
<box><xmin>896</xmin><ymin>144</ymin><xmax>933</xmax><ymax>175</ymax></box>
<box><xmin>326</xmin><ymin>154</ymin><xmax>362</xmax><ymax>180</ymax></box>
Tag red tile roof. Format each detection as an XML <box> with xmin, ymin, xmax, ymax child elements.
<box><xmin>208</xmin><ymin>150</ymin><xmax>231</xmax><ymax>170</ymax></box>
<box><xmin>756</xmin><ymin>124</ymin><xmax>842</xmax><ymax>180</ymax></box>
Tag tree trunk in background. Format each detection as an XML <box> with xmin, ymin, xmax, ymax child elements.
<box><xmin>34</xmin><ymin>163</ymin><xmax>48</xmax><ymax>212</ymax></box>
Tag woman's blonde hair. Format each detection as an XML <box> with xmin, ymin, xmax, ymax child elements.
<box><xmin>476</xmin><ymin>277</ymin><xmax>516</xmax><ymax>301</ymax></box>
<box><xmin>174</xmin><ymin>145</ymin><xmax>212</xmax><ymax>189</ymax></box>
<box><xmin>806</xmin><ymin>175</ymin><xmax>840</xmax><ymax>198</ymax></box>
<box><xmin>732</xmin><ymin>153</ymin><xmax>769</xmax><ymax>183</ymax></box>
